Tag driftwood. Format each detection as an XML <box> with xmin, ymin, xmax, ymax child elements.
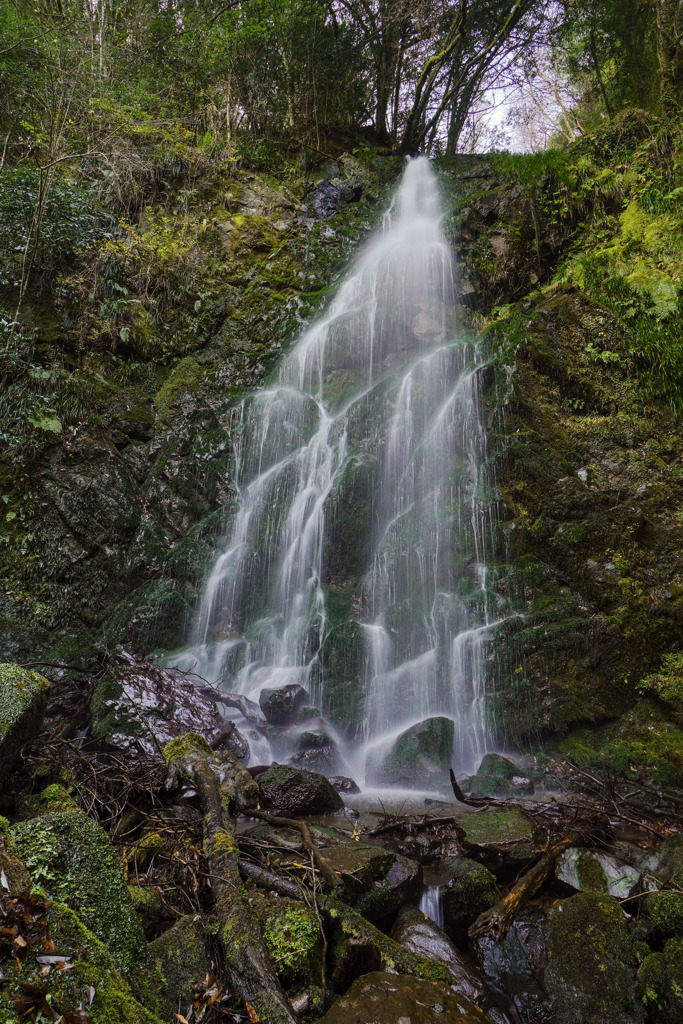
<box><xmin>450</xmin><ymin>768</ymin><xmax>500</xmax><ymax>807</ymax></box>
<box><xmin>200</xmin><ymin>688</ymin><xmax>271</xmax><ymax>734</ymax></box>
<box><xmin>166</xmin><ymin>744</ymin><xmax>298</xmax><ymax>1024</ymax></box>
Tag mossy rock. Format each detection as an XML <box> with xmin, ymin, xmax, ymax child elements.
<box><xmin>319</xmin><ymin>839</ymin><xmax>421</xmax><ymax>925</ymax></box>
<box><xmin>642</xmin><ymin>891</ymin><xmax>683</xmax><ymax>939</ymax></box>
<box><xmin>0</xmin><ymin>663</ymin><xmax>50</xmax><ymax>786</ymax></box>
<box><xmin>365</xmin><ymin>717</ymin><xmax>454</xmax><ymax>791</ymax></box>
<box><xmin>136</xmin><ymin>915</ymin><xmax>212</xmax><ymax>1020</ymax></box>
<box><xmin>469</xmin><ymin>752</ymin><xmax>535</xmax><ymax>797</ymax></box>
<box><xmin>11</xmin><ymin>810</ymin><xmax>145</xmax><ymax>973</ymax></box>
<box><xmin>255</xmin><ymin>893</ymin><xmax>323</xmax><ymax>989</ymax></box>
<box><xmin>259</xmin><ymin>762</ymin><xmax>343</xmax><ymax>816</ymax></box>
<box><xmin>440</xmin><ymin>857</ymin><xmax>499</xmax><ymax>942</ymax></box>
<box><xmin>545</xmin><ymin>892</ymin><xmax>643</xmax><ymax>1024</ymax></box>
<box><xmin>17</xmin><ymin>782</ymin><xmax>78</xmax><ymax>819</ymax></box>
<box><xmin>0</xmin><ymin>825</ymin><xmax>32</xmax><ymax>891</ymax></box>
<box><xmin>0</xmin><ymin>899</ymin><xmax>160</xmax><ymax>1024</ymax></box>
<box><xmin>555</xmin><ymin>847</ymin><xmax>641</xmax><ymax>899</ymax></box>
<box><xmin>636</xmin><ymin>938</ymin><xmax>683</xmax><ymax>1024</ymax></box>
<box><xmin>458</xmin><ymin>805</ymin><xmax>540</xmax><ymax>867</ymax></box>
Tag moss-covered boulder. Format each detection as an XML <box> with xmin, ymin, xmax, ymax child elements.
<box><xmin>317</xmin><ymin>833</ymin><xmax>421</xmax><ymax>924</ymax></box>
<box><xmin>636</xmin><ymin>938</ymin><xmax>683</xmax><ymax>1024</ymax></box>
<box><xmin>457</xmin><ymin>805</ymin><xmax>541</xmax><ymax>869</ymax></box>
<box><xmin>469</xmin><ymin>752</ymin><xmax>534</xmax><ymax>797</ymax></box>
<box><xmin>11</xmin><ymin>810</ymin><xmax>145</xmax><ymax>973</ymax></box>
<box><xmin>641</xmin><ymin>891</ymin><xmax>683</xmax><ymax>939</ymax></box>
<box><xmin>365</xmin><ymin>716</ymin><xmax>454</xmax><ymax>791</ymax></box>
<box><xmin>544</xmin><ymin>892</ymin><xmax>644</xmax><ymax>1024</ymax></box>
<box><xmin>137</xmin><ymin>915</ymin><xmax>213</xmax><ymax>1020</ymax></box>
<box><xmin>0</xmin><ymin>663</ymin><xmax>50</xmax><ymax>786</ymax></box>
<box><xmin>253</xmin><ymin>893</ymin><xmax>323</xmax><ymax>991</ymax></box>
<box><xmin>258</xmin><ymin>762</ymin><xmax>343</xmax><ymax>815</ymax></box>
<box><xmin>317</xmin><ymin>970</ymin><xmax>496</xmax><ymax>1024</ymax></box>
<box><xmin>0</xmin><ymin>897</ymin><xmax>160</xmax><ymax>1024</ymax></box>
<box><xmin>439</xmin><ymin>856</ymin><xmax>499</xmax><ymax>942</ymax></box>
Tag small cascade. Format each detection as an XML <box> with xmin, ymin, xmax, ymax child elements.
<box><xmin>419</xmin><ymin>886</ymin><xmax>444</xmax><ymax>930</ymax></box>
<box><xmin>171</xmin><ymin>157</ymin><xmax>506</xmax><ymax>782</ymax></box>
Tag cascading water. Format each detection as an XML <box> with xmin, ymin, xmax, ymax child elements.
<box><xmin>172</xmin><ymin>157</ymin><xmax>504</xmax><ymax>787</ymax></box>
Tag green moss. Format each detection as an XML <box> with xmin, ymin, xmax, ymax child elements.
<box><xmin>154</xmin><ymin>355</ymin><xmax>204</xmax><ymax>422</ymax></box>
<box><xmin>546</xmin><ymin>892</ymin><xmax>638</xmax><ymax>1023</ymax></box>
<box><xmin>576</xmin><ymin>851</ymin><xmax>610</xmax><ymax>893</ymax></box>
<box><xmin>261</xmin><ymin>898</ymin><xmax>322</xmax><ymax>986</ymax></box>
<box><xmin>10</xmin><ymin>810</ymin><xmax>145</xmax><ymax>973</ymax></box>
<box><xmin>440</xmin><ymin>856</ymin><xmax>499</xmax><ymax>937</ymax></box>
<box><xmin>136</xmin><ymin>915</ymin><xmax>210</xmax><ymax>1020</ymax></box>
<box><xmin>645</xmin><ymin>892</ymin><xmax>683</xmax><ymax>937</ymax></box>
<box><xmin>0</xmin><ymin>664</ymin><xmax>50</xmax><ymax>781</ymax></box>
<box><xmin>0</xmin><ymin>901</ymin><xmax>160</xmax><ymax>1024</ymax></box>
<box><xmin>206</xmin><ymin>826</ymin><xmax>239</xmax><ymax>858</ymax></box>
<box><xmin>162</xmin><ymin>731</ymin><xmax>212</xmax><ymax>763</ymax></box>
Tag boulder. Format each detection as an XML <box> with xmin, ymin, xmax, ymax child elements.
<box><xmin>91</xmin><ymin>664</ymin><xmax>246</xmax><ymax>757</ymax></box>
<box><xmin>258</xmin><ymin>762</ymin><xmax>343</xmax><ymax>815</ymax></box>
<box><xmin>329</xmin><ymin>775</ymin><xmax>361</xmax><ymax>794</ymax></box>
<box><xmin>11</xmin><ymin>809</ymin><xmax>145</xmax><ymax>973</ymax></box>
<box><xmin>471</xmin><ymin>905</ymin><xmax>551</xmax><ymax>1024</ymax></box>
<box><xmin>391</xmin><ymin>905</ymin><xmax>505</xmax><ymax>1020</ymax></box>
<box><xmin>636</xmin><ymin>940</ymin><xmax>683</xmax><ymax>1024</ymax></box>
<box><xmin>457</xmin><ymin>805</ymin><xmax>541</xmax><ymax>872</ymax></box>
<box><xmin>317</xmin><ymin>971</ymin><xmax>497</xmax><ymax>1024</ymax></box>
<box><xmin>365</xmin><ymin>716</ymin><xmax>455</xmax><ymax>791</ymax></box>
<box><xmin>555</xmin><ymin>847</ymin><xmax>642</xmax><ymax>899</ymax></box>
<box><xmin>544</xmin><ymin>892</ymin><xmax>644</xmax><ymax>1024</ymax></box>
<box><xmin>469</xmin><ymin>752</ymin><xmax>534</xmax><ymax>797</ymax></box>
<box><xmin>0</xmin><ymin>664</ymin><xmax>50</xmax><ymax>786</ymax></box>
<box><xmin>439</xmin><ymin>857</ymin><xmax>500</xmax><ymax>943</ymax></box>
<box><xmin>259</xmin><ymin>683</ymin><xmax>309</xmax><ymax>725</ymax></box>
<box><xmin>253</xmin><ymin>892</ymin><xmax>323</xmax><ymax>991</ymax></box>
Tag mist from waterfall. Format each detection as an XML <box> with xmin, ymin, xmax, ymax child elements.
<box><xmin>170</xmin><ymin>157</ymin><xmax>502</xmax><ymax>785</ymax></box>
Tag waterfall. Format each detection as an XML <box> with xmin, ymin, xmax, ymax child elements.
<box><xmin>172</xmin><ymin>158</ymin><xmax>501</xmax><ymax>785</ymax></box>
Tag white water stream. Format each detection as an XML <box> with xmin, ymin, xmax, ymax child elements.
<box><xmin>171</xmin><ymin>158</ymin><xmax>502</xmax><ymax>784</ymax></box>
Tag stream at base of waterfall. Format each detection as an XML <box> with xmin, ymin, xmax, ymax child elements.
<box><xmin>169</xmin><ymin>157</ymin><xmax>512</xmax><ymax>791</ymax></box>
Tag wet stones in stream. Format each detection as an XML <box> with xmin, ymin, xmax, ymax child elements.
<box><xmin>391</xmin><ymin>906</ymin><xmax>508</xmax><ymax>1023</ymax></box>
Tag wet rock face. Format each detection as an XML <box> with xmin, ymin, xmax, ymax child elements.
<box><xmin>90</xmin><ymin>664</ymin><xmax>246</xmax><ymax>757</ymax></box>
<box><xmin>366</xmin><ymin>716</ymin><xmax>455</xmax><ymax>791</ymax></box>
<box><xmin>391</xmin><ymin>905</ymin><xmax>496</xmax><ymax>1012</ymax></box>
<box><xmin>317</xmin><ymin>970</ymin><xmax>497</xmax><ymax>1024</ymax></box>
<box><xmin>258</xmin><ymin>762</ymin><xmax>344</xmax><ymax>815</ymax></box>
<box><xmin>471</xmin><ymin>905</ymin><xmax>551</xmax><ymax>1024</ymax></box>
<box><xmin>482</xmin><ymin>284</ymin><xmax>683</xmax><ymax>744</ymax></box>
<box><xmin>0</xmin><ymin>664</ymin><xmax>50</xmax><ymax>788</ymax></box>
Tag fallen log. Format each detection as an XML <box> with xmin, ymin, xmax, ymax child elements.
<box><xmin>165</xmin><ymin>739</ymin><xmax>298</xmax><ymax>1024</ymax></box>
<box><xmin>468</xmin><ymin>834</ymin><xmax>579</xmax><ymax>943</ymax></box>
